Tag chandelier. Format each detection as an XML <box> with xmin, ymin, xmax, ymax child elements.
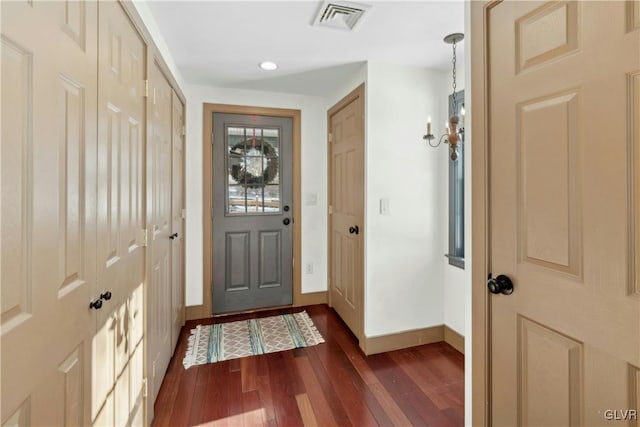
<box><xmin>424</xmin><ymin>33</ymin><xmax>465</xmax><ymax>161</ymax></box>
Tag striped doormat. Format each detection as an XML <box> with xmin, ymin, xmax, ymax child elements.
<box><xmin>183</xmin><ymin>311</ymin><xmax>324</xmax><ymax>368</ymax></box>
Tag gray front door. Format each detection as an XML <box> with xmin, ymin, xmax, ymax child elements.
<box><xmin>212</xmin><ymin>113</ymin><xmax>293</xmax><ymax>313</ymax></box>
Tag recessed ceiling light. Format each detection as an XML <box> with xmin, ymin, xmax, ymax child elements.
<box><xmin>259</xmin><ymin>61</ymin><xmax>278</xmax><ymax>71</ymax></box>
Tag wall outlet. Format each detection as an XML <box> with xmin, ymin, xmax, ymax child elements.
<box><xmin>305</xmin><ymin>263</ymin><xmax>314</xmax><ymax>274</ymax></box>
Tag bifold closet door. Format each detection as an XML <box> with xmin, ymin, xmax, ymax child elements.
<box><xmin>93</xmin><ymin>1</ymin><xmax>146</xmax><ymax>425</ymax></box>
<box><xmin>147</xmin><ymin>59</ymin><xmax>174</xmax><ymax>405</ymax></box>
<box><xmin>1</xmin><ymin>1</ymin><xmax>98</xmax><ymax>425</ymax></box>
<box><xmin>171</xmin><ymin>91</ymin><xmax>186</xmax><ymax>352</ymax></box>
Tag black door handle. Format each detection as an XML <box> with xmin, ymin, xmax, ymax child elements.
<box><xmin>283</xmin><ymin>218</ymin><xmax>290</xmax><ymax>226</ymax></box>
<box><xmin>169</xmin><ymin>233</ymin><xmax>178</xmax><ymax>240</ymax></box>
<box><xmin>100</xmin><ymin>291</ymin><xmax>112</xmax><ymax>301</ymax></box>
<box><xmin>349</xmin><ymin>225</ymin><xmax>359</xmax><ymax>235</ymax></box>
<box><xmin>89</xmin><ymin>299</ymin><xmax>103</xmax><ymax>310</ymax></box>
<box><xmin>487</xmin><ymin>274</ymin><xmax>514</xmax><ymax>295</ymax></box>
<box><xmin>283</xmin><ymin>205</ymin><xmax>290</xmax><ymax>212</ymax></box>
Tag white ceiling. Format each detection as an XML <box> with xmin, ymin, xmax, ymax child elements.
<box><xmin>146</xmin><ymin>0</ymin><xmax>465</xmax><ymax>95</ymax></box>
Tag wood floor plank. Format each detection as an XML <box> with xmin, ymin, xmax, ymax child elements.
<box><xmin>295</xmin><ymin>393</ymin><xmax>319</xmax><ymax>427</ymax></box>
<box><xmin>151</xmin><ymin>304</ymin><xmax>465</xmax><ymax>427</ymax></box>
<box><xmin>368</xmin><ymin>352</ymin><xmax>456</xmax><ymax>427</ymax></box>
<box><xmin>302</xmin><ymin>346</ymin><xmax>353</xmax><ymax>427</ymax></box>
<box><xmin>256</xmin><ymin>374</ymin><xmax>277</xmax><ymax>423</ymax></box>
<box><xmin>188</xmin><ymin>364</ymin><xmax>211</xmax><ymax>425</ymax></box>
<box><xmin>241</xmin><ymin>356</ymin><xmax>258</xmax><ymax>392</ymax></box>
<box><xmin>201</xmin><ymin>361</ymin><xmax>230</xmax><ymax>423</ymax></box>
<box><xmin>294</xmin><ymin>356</ymin><xmax>339</xmax><ymax>426</ymax></box>
<box><xmin>369</xmin><ymin>382</ymin><xmax>413</xmax><ymax>426</ymax></box>
<box><xmin>266</xmin><ymin>352</ymin><xmax>305</xmax><ymax>427</ymax></box>
<box><xmin>312</xmin><ymin>336</ymin><xmax>379</xmax><ymax>426</ymax></box>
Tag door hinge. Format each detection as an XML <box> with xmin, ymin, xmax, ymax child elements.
<box><xmin>181</xmin><ymin>125</ymin><xmax>186</xmax><ymax>136</ymax></box>
<box><xmin>142</xmin><ymin>229</ymin><xmax>148</xmax><ymax>247</ymax></box>
<box><xmin>142</xmin><ymin>378</ymin><xmax>148</xmax><ymax>398</ymax></box>
<box><xmin>328</xmin><ymin>205</ymin><xmax>334</xmax><ymax>214</ymax></box>
<box><xmin>181</xmin><ymin>208</ymin><xmax>186</xmax><ymax>219</ymax></box>
<box><xmin>328</xmin><ymin>133</ymin><xmax>333</xmax><ymax>143</ymax></box>
<box><xmin>143</xmin><ymin>80</ymin><xmax>149</xmax><ymax>98</ymax></box>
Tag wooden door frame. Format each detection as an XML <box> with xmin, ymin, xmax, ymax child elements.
<box><xmin>191</xmin><ymin>103</ymin><xmax>309</xmax><ymax>320</ymax></box>
<box><xmin>470</xmin><ymin>1</ymin><xmax>499</xmax><ymax>425</ymax></box>
<box><xmin>326</xmin><ymin>84</ymin><xmax>366</xmax><ymax>346</ymax></box>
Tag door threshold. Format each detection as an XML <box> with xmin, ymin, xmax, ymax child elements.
<box><xmin>212</xmin><ymin>304</ymin><xmax>294</xmax><ymax>318</ymax></box>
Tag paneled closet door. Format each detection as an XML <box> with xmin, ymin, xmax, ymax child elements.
<box><xmin>94</xmin><ymin>1</ymin><xmax>146</xmax><ymax>425</ymax></box>
<box><xmin>171</xmin><ymin>91</ymin><xmax>185</xmax><ymax>352</ymax></box>
<box><xmin>147</xmin><ymin>59</ymin><xmax>174</xmax><ymax>407</ymax></box>
<box><xmin>1</xmin><ymin>1</ymin><xmax>97</xmax><ymax>425</ymax></box>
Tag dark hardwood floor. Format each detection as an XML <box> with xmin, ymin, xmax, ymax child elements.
<box><xmin>152</xmin><ymin>304</ymin><xmax>464</xmax><ymax>427</ymax></box>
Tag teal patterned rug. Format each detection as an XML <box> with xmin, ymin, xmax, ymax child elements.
<box><xmin>183</xmin><ymin>311</ymin><xmax>324</xmax><ymax>368</ymax></box>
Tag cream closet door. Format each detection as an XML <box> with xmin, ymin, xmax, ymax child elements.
<box><xmin>94</xmin><ymin>1</ymin><xmax>146</xmax><ymax>425</ymax></box>
<box><xmin>171</xmin><ymin>91</ymin><xmax>185</xmax><ymax>351</ymax></box>
<box><xmin>147</xmin><ymin>60</ymin><xmax>174</xmax><ymax>406</ymax></box>
<box><xmin>1</xmin><ymin>1</ymin><xmax>98</xmax><ymax>425</ymax></box>
<box><xmin>486</xmin><ymin>1</ymin><xmax>640</xmax><ymax>425</ymax></box>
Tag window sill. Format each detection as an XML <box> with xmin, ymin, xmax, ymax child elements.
<box><xmin>446</xmin><ymin>255</ymin><xmax>465</xmax><ymax>269</ymax></box>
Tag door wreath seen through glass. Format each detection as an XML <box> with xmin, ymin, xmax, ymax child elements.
<box><xmin>227</xmin><ymin>127</ymin><xmax>281</xmax><ymax>214</ymax></box>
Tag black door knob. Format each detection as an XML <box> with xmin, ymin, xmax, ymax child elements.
<box><xmin>169</xmin><ymin>233</ymin><xmax>178</xmax><ymax>240</ymax></box>
<box><xmin>283</xmin><ymin>205</ymin><xmax>290</xmax><ymax>212</ymax></box>
<box><xmin>100</xmin><ymin>291</ymin><xmax>112</xmax><ymax>301</ymax></box>
<box><xmin>283</xmin><ymin>218</ymin><xmax>290</xmax><ymax>225</ymax></box>
<box><xmin>89</xmin><ymin>299</ymin><xmax>103</xmax><ymax>310</ymax></box>
<box><xmin>349</xmin><ymin>225</ymin><xmax>359</xmax><ymax>235</ymax></box>
<box><xmin>487</xmin><ymin>274</ymin><xmax>514</xmax><ymax>295</ymax></box>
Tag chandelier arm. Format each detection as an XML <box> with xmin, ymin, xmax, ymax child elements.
<box><xmin>428</xmin><ymin>137</ymin><xmax>441</xmax><ymax>148</ymax></box>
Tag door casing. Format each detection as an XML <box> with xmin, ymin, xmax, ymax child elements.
<box><xmin>191</xmin><ymin>104</ymin><xmax>322</xmax><ymax>320</ymax></box>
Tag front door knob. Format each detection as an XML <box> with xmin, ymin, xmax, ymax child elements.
<box><xmin>487</xmin><ymin>274</ymin><xmax>514</xmax><ymax>295</ymax></box>
<box><xmin>283</xmin><ymin>218</ymin><xmax>290</xmax><ymax>226</ymax></box>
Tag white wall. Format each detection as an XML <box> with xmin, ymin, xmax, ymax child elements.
<box><xmin>184</xmin><ymin>85</ymin><xmax>328</xmax><ymax>305</ymax></box>
<box><xmin>364</xmin><ymin>62</ymin><xmax>449</xmax><ymax>337</ymax></box>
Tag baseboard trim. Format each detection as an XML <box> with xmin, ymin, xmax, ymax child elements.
<box><xmin>294</xmin><ymin>291</ymin><xmax>327</xmax><ymax>307</ymax></box>
<box><xmin>186</xmin><ymin>304</ymin><xmax>210</xmax><ymax>321</ymax></box>
<box><xmin>444</xmin><ymin>325</ymin><xmax>465</xmax><ymax>354</ymax></box>
<box><xmin>362</xmin><ymin>325</ymin><xmax>444</xmax><ymax>355</ymax></box>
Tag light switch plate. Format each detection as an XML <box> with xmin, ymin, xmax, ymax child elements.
<box><xmin>380</xmin><ymin>198</ymin><xmax>390</xmax><ymax>215</ymax></box>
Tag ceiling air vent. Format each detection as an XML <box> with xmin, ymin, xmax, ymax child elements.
<box><xmin>313</xmin><ymin>1</ymin><xmax>371</xmax><ymax>31</ymax></box>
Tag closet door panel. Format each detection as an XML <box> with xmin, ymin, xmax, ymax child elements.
<box><xmin>1</xmin><ymin>1</ymin><xmax>97</xmax><ymax>425</ymax></box>
<box><xmin>94</xmin><ymin>1</ymin><xmax>145</xmax><ymax>424</ymax></box>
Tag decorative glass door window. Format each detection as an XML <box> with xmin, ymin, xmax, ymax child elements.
<box><xmin>226</xmin><ymin>126</ymin><xmax>281</xmax><ymax>214</ymax></box>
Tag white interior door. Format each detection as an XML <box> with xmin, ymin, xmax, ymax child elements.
<box><xmin>485</xmin><ymin>1</ymin><xmax>640</xmax><ymax>425</ymax></box>
<box><xmin>171</xmin><ymin>90</ymin><xmax>185</xmax><ymax>352</ymax></box>
<box><xmin>328</xmin><ymin>86</ymin><xmax>365</xmax><ymax>344</ymax></box>
<box><xmin>1</xmin><ymin>1</ymin><xmax>97</xmax><ymax>424</ymax></box>
<box><xmin>94</xmin><ymin>1</ymin><xmax>146</xmax><ymax>425</ymax></box>
<box><xmin>147</xmin><ymin>59</ymin><xmax>174</xmax><ymax>405</ymax></box>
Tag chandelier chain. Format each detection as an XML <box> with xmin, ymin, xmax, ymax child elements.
<box><xmin>451</xmin><ymin>40</ymin><xmax>459</xmax><ymax>113</ymax></box>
